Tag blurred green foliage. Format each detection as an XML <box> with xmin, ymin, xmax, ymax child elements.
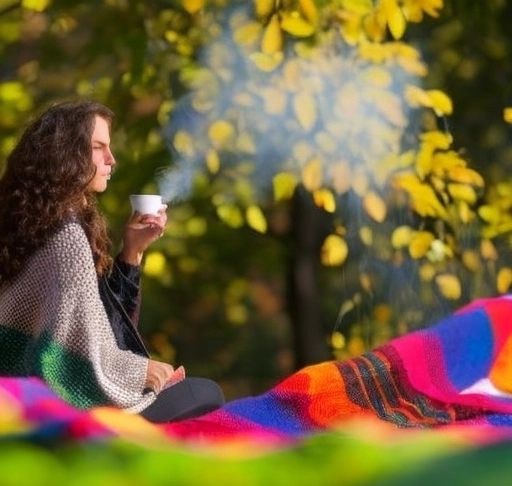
<box><xmin>1</xmin><ymin>429</ymin><xmax>512</xmax><ymax>486</ymax></box>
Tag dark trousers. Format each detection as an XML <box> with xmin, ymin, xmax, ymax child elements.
<box><xmin>139</xmin><ymin>377</ymin><xmax>225</xmax><ymax>423</ymax></box>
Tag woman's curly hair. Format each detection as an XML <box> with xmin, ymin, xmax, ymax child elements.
<box><xmin>0</xmin><ymin>100</ymin><xmax>115</xmax><ymax>283</ymax></box>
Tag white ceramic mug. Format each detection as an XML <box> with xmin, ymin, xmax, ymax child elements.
<box><xmin>129</xmin><ymin>194</ymin><xmax>163</xmax><ymax>215</ymax></box>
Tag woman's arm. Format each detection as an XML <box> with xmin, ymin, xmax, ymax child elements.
<box><xmin>118</xmin><ymin>205</ymin><xmax>167</xmax><ymax>266</ymax></box>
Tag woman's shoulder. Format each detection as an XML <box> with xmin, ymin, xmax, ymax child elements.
<box><xmin>49</xmin><ymin>220</ymin><xmax>89</xmax><ymax>246</ymax></box>
<box><xmin>19</xmin><ymin>220</ymin><xmax>96</xmax><ymax>289</ymax></box>
<box><xmin>43</xmin><ymin>220</ymin><xmax>93</xmax><ymax>266</ymax></box>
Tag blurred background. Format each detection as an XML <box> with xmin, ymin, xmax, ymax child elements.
<box><xmin>1</xmin><ymin>0</ymin><xmax>511</xmax><ymax>400</ymax></box>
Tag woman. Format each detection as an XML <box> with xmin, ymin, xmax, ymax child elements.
<box><xmin>0</xmin><ymin>100</ymin><xmax>224</xmax><ymax>422</ymax></box>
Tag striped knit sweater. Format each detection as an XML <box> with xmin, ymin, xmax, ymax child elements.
<box><xmin>0</xmin><ymin>221</ymin><xmax>156</xmax><ymax>412</ymax></box>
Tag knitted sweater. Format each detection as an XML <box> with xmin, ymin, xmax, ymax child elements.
<box><xmin>0</xmin><ymin>221</ymin><xmax>157</xmax><ymax>413</ymax></box>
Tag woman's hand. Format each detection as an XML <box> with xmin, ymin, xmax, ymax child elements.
<box><xmin>119</xmin><ymin>206</ymin><xmax>167</xmax><ymax>265</ymax></box>
<box><xmin>145</xmin><ymin>359</ymin><xmax>186</xmax><ymax>394</ymax></box>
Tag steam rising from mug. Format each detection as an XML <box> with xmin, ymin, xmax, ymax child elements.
<box><xmin>157</xmin><ymin>165</ymin><xmax>194</xmax><ymax>206</ymax></box>
<box><xmin>157</xmin><ymin>2</ymin><xmax>421</xmax><ymax>207</ymax></box>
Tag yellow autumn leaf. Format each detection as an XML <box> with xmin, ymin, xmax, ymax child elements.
<box><xmin>261</xmin><ymin>14</ymin><xmax>283</xmax><ymax>54</ymax></box>
<box><xmin>383</xmin><ymin>0</ymin><xmax>406</xmax><ymax>39</ymax></box>
<box><xmin>321</xmin><ymin>235</ymin><xmax>349</xmax><ymax>266</ymax></box>
<box><xmin>394</xmin><ymin>174</ymin><xmax>449</xmax><ymax>219</ymax></box>
<box><xmin>431</xmin><ymin>151</ymin><xmax>466</xmax><ymax>176</ymax></box>
<box><xmin>208</xmin><ymin>120</ymin><xmax>236</xmax><ymax>148</ymax></box>
<box><xmin>313</xmin><ymin>189</ymin><xmax>336</xmax><ymax>213</ymax></box>
<box><xmin>342</xmin><ymin>0</ymin><xmax>374</xmax><ymax>16</ymax></box>
<box><xmin>331</xmin><ymin>331</ymin><xmax>346</xmax><ymax>350</ymax></box>
<box><xmin>362</xmin><ymin>12</ymin><xmax>386</xmax><ymax>42</ymax></box>
<box><xmin>233</xmin><ymin>21</ymin><xmax>263</xmax><ymax>46</ymax></box>
<box><xmin>21</xmin><ymin>0</ymin><xmax>51</xmax><ymax>11</ymax></box>
<box><xmin>478</xmin><ymin>205</ymin><xmax>501</xmax><ymax>224</ymax></box>
<box><xmin>360</xmin><ymin>273</ymin><xmax>373</xmax><ymax>292</ymax></box>
<box><xmin>435</xmin><ymin>273</ymin><xmax>462</xmax><ymax>300</ymax></box>
<box><xmin>173</xmin><ymin>130</ymin><xmax>195</xmax><ymax>157</ymax></box>
<box><xmin>393</xmin><ymin>172</ymin><xmax>420</xmax><ymax>191</ymax></box>
<box><xmin>447</xmin><ymin>183</ymin><xmax>477</xmax><ymax>204</ymax></box>
<box><xmin>497</xmin><ymin>268</ymin><xmax>512</xmax><ymax>294</ymax></box>
<box><xmin>358</xmin><ymin>42</ymin><xmax>389</xmax><ymax>63</ymax></box>
<box><xmin>405</xmin><ymin>84</ymin><xmax>433</xmax><ymax>108</ymax></box>
<box><xmin>255</xmin><ymin>0</ymin><xmax>275</xmax><ymax>18</ymax></box>
<box><xmin>397</xmin><ymin>54</ymin><xmax>427</xmax><ymax>76</ymax></box>
<box><xmin>391</xmin><ymin>225</ymin><xmax>413</xmax><ymax>249</ymax></box>
<box><xmin>504</xmin><ymin>107</ymin><xmax>512</xmax><ymax>124</ymax></box>
<box><xmin>402</xmin><ymin>1</ymin><xmax>424</xmax><ymax>22</ymax></box>
<box><xmin>359</xmin><ymin>226</ymin><xmax>373</xmax><ymax>246</ymax></box>
<box><xmin>302</xmin><ymin>158</ymin><xmax>323</xmax><ymax>191</ymax></box>
<box><xmin>182</xmin><ymin>0</ymin><xmax>205</xmax><ymax>14</ymax></box>
<box><xmin>280</xmin><ymin>13</ymin><xmax>315</xmax><ymax>37</ymax></box>
<box><xmin>233</xmin><ymin>178</ymin><xmax>255</xmax><ymax>203</ymax></box>
<box><xmin>415</xmin><ymin>142</ymin><xmax>434</xmax><ymax>178</ymax></box>
<box><xmin>427</xmin><ymin>89</ymin><xmax>453</xmax><ymax>116</ymax></box>
<box><xmin>144</xmin><ymin>252</ymin><xmax>166</xmax><ymax>278</ymax></box>
<box><xmin>457</xmin><ymin>201</ymin><xmax>473</xmax><ymax>224</ymax></box>
<box><xmin>462</xmin><ymin>250</ymin><xmax>481</xmax><ymax>273</ymax></box>
<box><xmin>0</xmin><ymin>81</ymin><xmax>30</xmax><ymax>104</ymax></box>
<box><xmin>341</xmin><ymin>13</ymin><xmax>365</xmax><ymax>45</ymax></box>
<box><xmin>205</xmin><ymin>149</ymin><xmax>220</xmax><ymax>174</ymax></box>
<box><xmin>447</xmin><ymin>166</ymin><xmax>484</xmax><ymax>187</ymax></box>
<box><xmin>429</xmin><ymin>176</ymin><xmax>445</xmax><ymax>196</ymax></box>
<box><xmin>412</xmin><ymin>192</ymin><xmax>448</xmax><ymax>219</ymax></box>
<box><xmin>405</xmin><ymin>86</ymin><xmax>453</xmax><ymax>115</ymax></box>
<box><xmin>363</xmin><ymin>190</ymin><xmax>387</xmax><ymax>223</ymax></box>
<box><xmin>496</xmin><ymin>181</ymin><xmax>512</xmax><ymax>196</ymax></box>
<box><xmin>420</xmin><ymin>130</ymin><xmax>453</xmax><ymax>151</ymax></box>
<box><xmin>409</xmin><ymin>231</ymin><xmax>435</xmax><ymax>259</ymax></box>
<box><xmin>217</xmin><ymin>204</ymin><xmax>244</xmax><ymax>228</ymax></box>
<box><xmin>299</xmin><ymin>0</ymin><xmax>319</xmax><ymax>25</ymax></box>
<box><xmin>419</xmin><ymin>262</ymin><xmax>436</xmax><ymax>282</ymax></box>
<box><xmin>273</xmin><ymin>172</ymin><xmax>299</xmax><ymax>201</ymax></box>
<box><xmin>246</xmin><ymin>205</ymin><xmax>268</xmax><ymax>233</ymax></box>
<box><xmin>347</xmin><ymin>335</ymin><xmax>366</xmax><ymax>357</ymax></box>
<box><xmin>481</xmin><ymin>239</ymin><xmax>498</xmax><ymax>261</ymax></box>
<box><xmin>294</xmin><ymin>90</ymin><xmax>317</xmax><ymax>131</ymax></box>
<box><xmin>249</xmin><ymin>51</ymin><xmax>284</xmax><ymax>71</ymax></box>
<box><xmin>363</xmin><ymin>67</ymin><xmax>393</xmax><ymax>88</ymax></box>
<box><xmin>414</xmin><ymin>0</ymin><xmax>443</xmax><ymax>18</ymax></box>
<box><xmin>427</xmin><ymin>239</ymin><xmax>453</xmax><ymax>262</ymax></box>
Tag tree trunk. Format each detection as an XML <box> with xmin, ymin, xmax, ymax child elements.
<box><xmin>288</xmin><ymin>186</ymin><xmax>332</xmax><ymax>369</ymax></box>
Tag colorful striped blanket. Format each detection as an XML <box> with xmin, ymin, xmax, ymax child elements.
<box><xmin>3</xmin><ymin>295</ymin><xmax>512</xmax><ymax>485</ymax></box>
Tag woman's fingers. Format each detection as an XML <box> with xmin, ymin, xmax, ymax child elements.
<box><xmin>146</xmin><ymin>360</ymin><xmax>175</xmax><ymax>393</ymax></box>
<box><xmin>167</xmin><ymin>365</ymin><xmax>186</xmax><ymax>385</ymax></box>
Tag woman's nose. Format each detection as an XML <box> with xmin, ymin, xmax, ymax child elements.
<box><xmin>107</xmin><ymin>149</ymin><xmax>116</xmax><ymax>165</ymax></box>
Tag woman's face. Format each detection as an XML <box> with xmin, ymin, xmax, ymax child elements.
<box><xmin>88</xmin><ymin>115</ymin><xmax>115</xmax><ymax>193</ymax></box>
